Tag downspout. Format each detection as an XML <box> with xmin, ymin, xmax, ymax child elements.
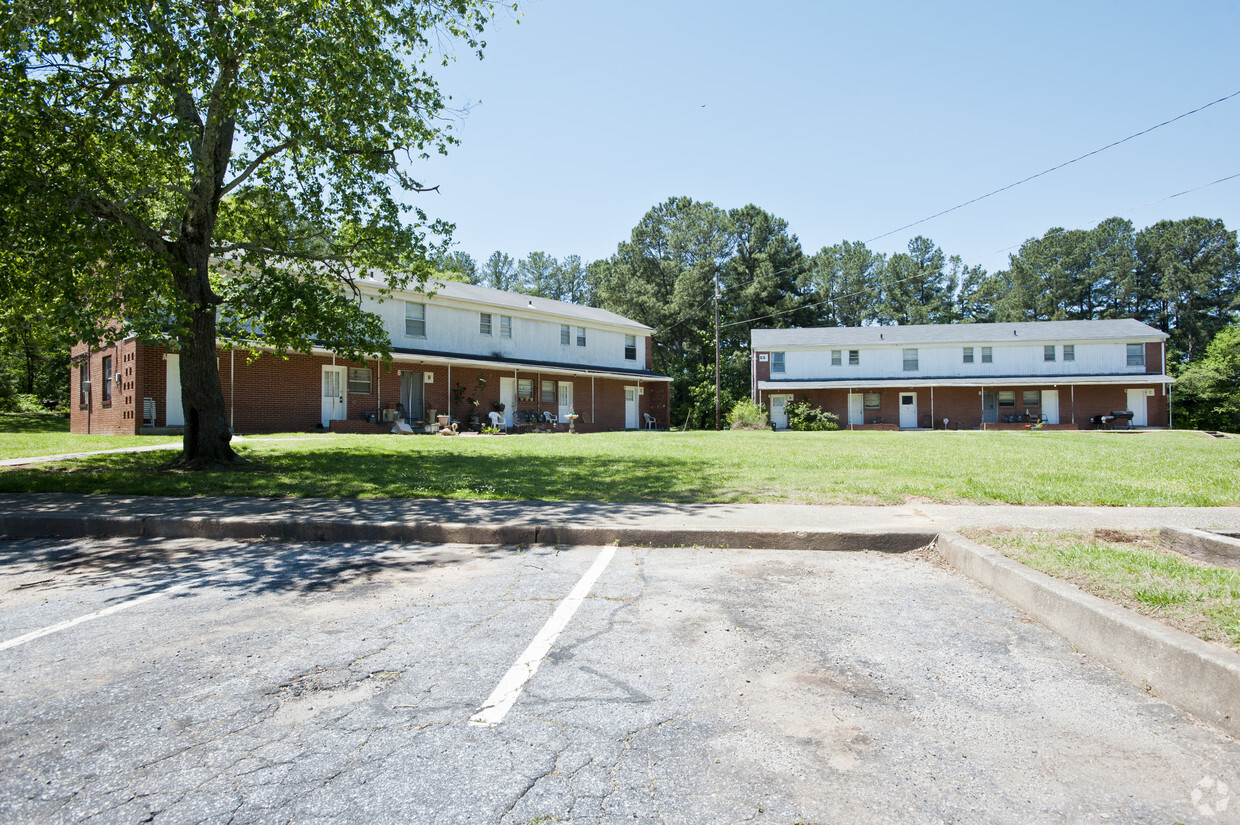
<box><xmin>86</xmin><ymin>343</ymin><xmax>91</xmax><ymax>434</ymax></box>
<box><xmin>979</xmin><ymin>386</ymin><xmax>984</xmax><ymax>431</ymax></box>
<box><xmin>1071</xmin><ymin>385</ymin><xmax>1075</xmax><ymax>425</ymax></box>
<box><xmin>848</xmin><ymin>389</ymin><xmax>853</xmax><ymax>431</ymax></box>
<box><xmin>751</xmin><ymin>351</ymin><xmax>757</xmax><ymax>403</ymax></box>
<box><xmin>930</xmin><ymin>386</ymin><xmax>935</xmax><ymax>430</ymax></box>
<box><xmin>376</xmin><ymin>357</ymin><xmax>381</xmax><ymax>422</ymax></box>
<box><xmin>591</xmin><ymin>375</ymin><xmax>595</xmax><ymax>428</ymax></box>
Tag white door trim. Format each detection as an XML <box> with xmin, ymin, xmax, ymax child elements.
<box><xmin>899</xmin><ymin>392</ymin><xmax>918</xmax><ymax>429</ymax></box>
<box><xmin>165</xmin><ymin>354</ymin><xmax>184</xmax><ymax>427</ymax></box>
<box><xmin>321</xmin><ymin>365</ymin><xmax>347</xmax><ymax>428</ymax></box>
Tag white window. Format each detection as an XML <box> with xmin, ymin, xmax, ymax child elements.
<box><xmin>348</xmin><ymin>367</ymin><xmax>372</xmax><ymax>394</ymax></box>
<box><xmin>405</xmin><ymin>302</ymin><xmax>426</xmax><ymax>337</ymax></box>
<box><xmin>1044</xmin><ymin>345</ymin><xmax>1056</xmax><ymax>362</ymax></box>
<box><xmin>831</xmin><ymin>350</ymin><xmax>842</xmax><ymax>366</ymax></box>
<box><xmin>903</xmin><ymin>348</ymin><xmax>918</xmax><ymax>371</ymax></box>
<box><xmin>576</xmin><ymin>326</ymin><xmax>586</xmax><ymax>347</ymax></box>
<box><xmin>849</xmin><ymin>350</ymin><xmax>859</xmax><ymax>366</ymax></box>
<box><xmin>560</xmin><ymin>324</ymin><xmax>570</xmax><ymax>346</ymax></box>
<box><xmin>500</xmin><ymin>315</ymin><xmax>512</xmax><ymax>338</ymax></box>
<box><xmin>771</xmin><ymin>352</ymin><xmax>785</xmax><ymax>373</ymax></box>
<box><xmin>624</xmin><ymin>334</ymin><xmax>637</xmax><ymax>360</ymax></box>
<box><xmin>479</xmin><ymin>313</ymin><xmax>492</xmax><ymax>336</ymax></box>
<box><xmin>981</xmin><ymin>347</ymin><xmax>993</xmax><ymax>364</ymax></box>
<box><xmin>101</xmin><ymin>356</ymin><xmax>113</xmax><ymax>403</ymax></box>
<box><xmin>963</xmin><ymin>347</ymin><xmax>974</xmax><ymax>364</ymax></box>
<box><xmin>1127</xmin><ymin>343</ymin><xmax>1145</xmax><ymax>367</ymax></box>
<box><xmin>518</xmin><ymin>378</ymin><xmax>534</xmax><ymax>401</ymax></box>
<box><xmin>1064</xmin><ymin>345</ymin><xmax>1075</xmax><ymax>362</ymax></box>
<box><xmin>541</xmin><ymin>380</ymin><xmax>556</xmax><ymax>403</ymax></box>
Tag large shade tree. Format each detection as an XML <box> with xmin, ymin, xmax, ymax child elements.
<box><xmin>0</xmin><ymin>0</ymin><xmax>504</xmax><ymax>463</ymax></box>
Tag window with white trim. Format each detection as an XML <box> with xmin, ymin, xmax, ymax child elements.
<box><xmin>541</xmin><ymin>380</ymin><xmax>556</xmax><ymax>403</ymax></box>
<box><xmin>78</xmin><ymin>361</ymin><xmax>89</xmax><ymax>407</ymax></box>
<box><xmin>998</xmin><ymin>390</ymin><xmax>1016</xmax><ymax>407</ymax></box>
<box><xmin>405</xmin><ymin>302</ymin><xmax>426</xmax><ymax>337</ymax></box>
<box><xmin>479</xmin><ymin>313</ymin><xmax>492</xmax><ymax>336</ymax></box>
<box><xmin>863</xmin><ymin>392</ymin><xmax>880</xmax><ymax>409</ymax></box>
<box><xmin>903</xmin><ymin>348</ymin><xmax>918</xmax><ymax>371</ymax></box>
<box><xmin>101</xmin><ymin>355</ymin><xmax>113</xmax><ymax>403</ymax></box>
<box><xmin>518</xmin><ymin>378</ymin><xmax>534</xmax><ymax>401</ymax></box>
<box><xmin>1044</xmin><ymin>345</ymin><xmax>1056</xmax><ymax>362</ymax></box>
<box><xmin>1063</xmin><ymin>345</ymin><xmax>1075</xmax><ymax>362</ymax></box>
<box><xmin>771</xmin><ymin>352</ymin><xmax>785</xmax><ymax>373</ymax></box>
<box><xmin>500</xmin><ymin>315</ymin><xmax>512</xmax><ymax>338</ymax></box>
<box><xmin>1022</xmin><ymin>390</ymin><xmax>1040</xmax><ymax>406</ymax></box>
<box><xmin>576</xmin><ymin>326</ymin><xmax>586</xmax><ymax>347</ymax></box>
<box><xmin>831</xmin><ymin>350</ymin><xmax>841</xmax><ymax>366</ymax></box>
<box><xmin>560</xmin><ymin>324</ymin><xmax>570</xmax><ymax>346</ymax></box>
<box><xmin>981</xmin><ymin>347</ymin><xmax>993</xmax><ymax>363</ymax></box>
<box><xmin>624</xmin><ymin>334</ymin><xmax>636</xmax><ymax>361</ymax></box>
<box><xmin>963</xmin><ymin>347</ymin><xmax>974</xmax><ymax>364</ymax></box>
<box><xmin>849</xmin><ymin>349</ymin><xmax>859</xmax><ymax>366</ymax></box>
<box><xmin>1127</xmin><ymin>343</ymin><xmax>1145</xmax><ymax>367</ymax></box>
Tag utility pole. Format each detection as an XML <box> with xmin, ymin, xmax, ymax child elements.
<box><xmin>714</xmin><ymin>267</ymin><xmax>721</xmax><ymax>430</ymax></box>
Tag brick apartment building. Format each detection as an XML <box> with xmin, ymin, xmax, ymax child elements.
<box><xmin>71</xmin><ymin>279</ymin><xmax>670</xmax><ymax>435</ymax></box>
<box><xmin>751</xmin><ymin>319</ymin><xmax>1172</xmax><ymax>430</ymax></box>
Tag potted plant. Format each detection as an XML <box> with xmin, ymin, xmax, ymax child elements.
<box><xmin>491</xmin><ymin>399</ymin><xmax>506</xmax><ymax>413</ymax></box>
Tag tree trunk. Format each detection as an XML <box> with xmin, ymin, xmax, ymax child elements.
<box><xmin>173</xmin><ymin>243</ymin><xmax>237</xmax><ymax>465</ymax></box>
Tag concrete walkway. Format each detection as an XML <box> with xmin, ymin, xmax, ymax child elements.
<box><xmin>1</xmin><ymin>493</ymin><xmax>1238</xmax><ymax>550</ymax></box>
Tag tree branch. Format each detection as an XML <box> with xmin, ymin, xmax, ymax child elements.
<box><xmin>220</xmin><ymin>139</ymin><xmax>295</xmax><ymax>196</ymax></box>
<box><xmin>78</xmin><ymin>193</ymin><xmax>172</xmax><ymax>258</ymax></box>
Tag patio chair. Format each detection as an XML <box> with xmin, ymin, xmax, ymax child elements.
<box><xmin>487</xmin><ymin>411</ymin><xmax>504</xmax><ymax>429</ymax></box>
<box><xmin>643</xmin><ymin>413</ymin><xmax>656</xmax><ymax>430</ymax></box>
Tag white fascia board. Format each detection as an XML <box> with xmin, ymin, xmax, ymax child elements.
<box><xmin>758</xmin><ymin>374</ymin><xmax>1174</xmax><ymax>391</ymax></box>
<box><xmin>307</xmin><ymin>344</ymin><xmax>670</xmax><ymax>383</ymax></box>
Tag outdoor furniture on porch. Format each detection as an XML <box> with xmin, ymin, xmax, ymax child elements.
<box><xmin>643</xmin><ymin>413</ymin><xmax>656</xmax><ymax>430</ymax></box>
<box><xmin>487</xmin><ymin>411</ymin><xmax>504</xmax><ymax>429</ymax></box>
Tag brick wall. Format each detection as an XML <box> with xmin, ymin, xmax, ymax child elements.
<box><xmin>69</xmin><ymin>339</ymin><xmax>143</xmax><ymax>435</ymax></box>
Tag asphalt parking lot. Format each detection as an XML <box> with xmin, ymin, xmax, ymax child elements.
<box><xmin>1</xmin><ymin>537</ymin><xmax>1237</xmax><ymax>824</ymax></box>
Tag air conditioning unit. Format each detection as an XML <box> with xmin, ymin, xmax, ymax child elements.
<box><xmin>114</xmin><ymin>372</ymin><xmax>123</xmax><ymax>384</ymax></box>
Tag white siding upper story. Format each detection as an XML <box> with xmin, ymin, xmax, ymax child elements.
<box><xmin>754</xmin><ymin>319</ymin><xmax>1168</xmax><ymax>384</ymax></box>
<box><xmin>358</xmin><ymin>278</ymin><xmax>650</xmax><ymax>372</ymax></box>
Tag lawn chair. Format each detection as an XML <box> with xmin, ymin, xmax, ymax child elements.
<box><xmin>643</xmin><ymin>413</ymin><xmax>656</xmax><ymax>430</ymax></box>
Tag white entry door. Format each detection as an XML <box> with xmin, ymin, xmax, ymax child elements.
<box><xmin>1042</xmin><ymin>390</ymin><xmax>1060</xmax><ymax>425</ymax></box>
<box><xmin>624</xmin><ymin>387</ymin><xmax>639</xmax><ymax>429</ymax></box>
<box><xmin>1126</xmin><ymin>388</ymin><xmax>1148</xmax><ymax>427</ymax></box>
<box><xmin>899</xmin><ymin>392</ymin><xmax>918</xmax><ymax>428</ymax></box>
<box><xmin>848</xmin><ymin>394</ymin><xmax>864</xmax><ymax>426</ymax></box>
<box><xmin>165</xmin><ymin>354</ymin><xmax>185</xmax><ymax>427</ymax></box>
<box><xmin>558</xmin><ymin>381</ymin><xmax>574</xmax><ymax>422</ymax></box>
<box><xmin>321</xmin><ymin>366</ymin><xmax>346</xmax><ymax>427</ymax></box>
<box><xmin>500</xmin><ymin>377</ymin><xmax>516</xmax><ymax>427</ymax></box>
<box><xmin>770</xmin><ymin>395</ymin><xmax>791</xmax><ymax>429</ymax></box>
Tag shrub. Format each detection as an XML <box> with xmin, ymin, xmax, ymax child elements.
<box><xmin>726</xmin><ymin>399</ymin><xmax>768</xmax><ymax>430</ymax></box>
<box><xmin>786</xmin><ymin>398</ymin><xmax>839</xmax><ymax>431</ymax></box>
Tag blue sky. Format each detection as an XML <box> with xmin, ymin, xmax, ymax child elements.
<box><xmin>413</xmin><ymin>1</ymin><xmax>1240</xmax><ymax>273</ymax></box>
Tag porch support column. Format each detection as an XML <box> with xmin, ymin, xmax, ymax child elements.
<box><xmin>1071</xmin><ymin>385</ymin><xmax>1075</xmax><ymax>425</ymax></box>
<box><xmin>980</xmin><ymin>386</ymin><xmax>984</xmax><ymax>431</ymax></box>
<box><xmin>230</xmin><ymin>348</ymin><xmax>235</xmax><ymax>433</ymax></box>
<box><xmin>514</xmin><ymin>368</ymin><xmax>519</xmax><ymax>429</ymax></box>
<box><xmin>930</xmin><ymin>386</ymin><xmax>935</xmax><ymax>430</ymax></box>
<box><xmin>447</xmin><ymin>363</ymin><xmax>451</xmax><ymax>421</ymax></box>
<box><xmin>591</xmin><ymin>375</ymin><xmax>595</xmax><ymax>428</ymax></box>
<box><xmin>848</xmin><ymin>389</ymin><xmax>853</xmax><ymax>431</ymax></box>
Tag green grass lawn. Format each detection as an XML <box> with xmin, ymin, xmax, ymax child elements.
<box><xmin>0</xmin><ymin>412</ymin><xmax>180</xmax><ymax>459</ymax></box>
<box><xmin>0</xmin><ymin>428</ymin><xmax>1237</xmax><ymax>506</ymax></box>
<box><xmin>973</xmin><ymin>528</ymin><xmax>1240</xmax><ymax>651</ymax></box>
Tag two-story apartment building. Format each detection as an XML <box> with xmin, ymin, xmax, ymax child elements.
<box><xmin>71</xmin><ymin>278</ymin><xmax>670</xmax><ymax>434</ymax></box>
<box><xmin>751</xmin><ymin>319</ymin><xmax>1171</xmax><ymax>430</ymax></box>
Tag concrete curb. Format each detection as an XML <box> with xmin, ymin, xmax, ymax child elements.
<box><xmin>0</xmin><ymin>513</ymin><xmax>936</xmax><ymax>554</ymax></box>
<box><xmin>1159</xmin><ymin>525</ymin><xmax>1240</xmax><ymax>569</ymax></box>
<box><xmin>938</xmin><ymin>530</ymin><xmax>1240</xmax><ymax>738</ymax></box>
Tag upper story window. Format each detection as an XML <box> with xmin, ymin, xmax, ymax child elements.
<box><xmin>963</xmin><ymin>347</ymin><xmax>974</xmax><ymax>363</ymax></box>
<box><xmin>624</xmin><ymin>334</ymin><xmax>637</xmax><ymax>361</ymax></box>
<box><xmin>500</xmin><ymin>315</ymin><xmax>512</xmax><ymax>338</ymax></box>
<box><xmin>405</xmin><ymin>302</ymin><xmax>426</xmax><ymax>337</ymax></box>
<box><xmin>903</xmin><ymin>348</ymin><xmax>918</xmax><ymax>371</ymax></box>
<box><xmin>1126</xmin><ymin>343</ymin><xmax>1145</xmax><ymax>367</ymax></box>
<box><xmin>849</xmin><ymin>349</ymin><xmax>859</xmax><ymax>366</ymax></box>
<box><xmin>1044</xmin><ymin>345</ymin><xmax>1056</xmax><ymax>362</ymax></box>
<box><xmin>560</xmin><ymin>324</ymin><xmax>571</xmax><ymax>346</ymax></box>
<box><xmin>831</xmin><ymin>350</ymin><xmax>842</xmax><ymax>366</ymax></box>
<box><xmin>348</xmin><ymin>367</ymin><xmax>372</xmax><ymax>394</ymax></box>
<box><xmin>771</xmin><ymin>352</ymin><xmax>785</xmax><ymax>373</ymax></box>
<box><xmin>981</xmin><ymin>347</ymin><xmax>993</xmax><ymax>364</ymax></box>
<box><xmin>479</xmin><ymin>313</ymin><xmax>492</xmax><ymax>336</ymax></box>
<box><xmin>1064</xmin><ymin>345</ymin><xmax>1075</xmax><ymax>362</ymax></box>
<box><xmin>101</xmin><ymin>355</ymin><xmax>113</xmax><ymax>403</ymax></box>
<box><xmin>576</xmin><ymin>326</ymin><xmax>586</xmax><ymax>347</ymax></box>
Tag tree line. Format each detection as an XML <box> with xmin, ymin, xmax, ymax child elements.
<box><xmin>430</xmin><ymin>197</ymin><xmax>1240</xmax><ymax>430</ymax></box>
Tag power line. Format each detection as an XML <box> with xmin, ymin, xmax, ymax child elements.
<box><xmin>865</xmin><ymin>88</ymin><xmax>1240</xmax><ymax>245</ymax></box>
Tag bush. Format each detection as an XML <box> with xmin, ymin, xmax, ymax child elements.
<box><xmin>786</xmin><ymin>398</ymin><xmax>839</xmax><ymax>431</ymax></box>
<box><xmin>726</xmin><ymin>399</ymin><xmax>768</xmax><ymax>430</ymax></box>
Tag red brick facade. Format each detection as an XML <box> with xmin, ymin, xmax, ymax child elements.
<box><xmin>757</xmin><ymin>383</ymin><xmax>1170</xmax><ymax>430</ymax></box>
<box><xmin>71</xmin><ymin>341</ymin><xmax>669</xmax><ymax>434</ymax></box>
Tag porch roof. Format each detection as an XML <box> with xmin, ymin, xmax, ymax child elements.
<box><xmin>758</xmin><ymin>373</ymin><xmax>1174</xmax><ymax>391</ymax></box>
<box><xmin>311</xmin><ymin>344</ymin><xmax>672</xmax><ymax>383</ymax></box>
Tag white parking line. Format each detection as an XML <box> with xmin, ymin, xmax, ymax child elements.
<box><xmin>0</xmin><ymin>587</ymin><xmax>182</xmax><ymax>652</ymax></box>
<box><xmin>470</xmin><ymin>545</ymin><xmax>617</xmax><ymax>726</ymax></box>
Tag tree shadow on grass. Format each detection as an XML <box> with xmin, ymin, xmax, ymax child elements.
<box><xmin>0</xmin><ymin>446</ymin><xmax>732</xmax><ymax>503</ymax></box>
